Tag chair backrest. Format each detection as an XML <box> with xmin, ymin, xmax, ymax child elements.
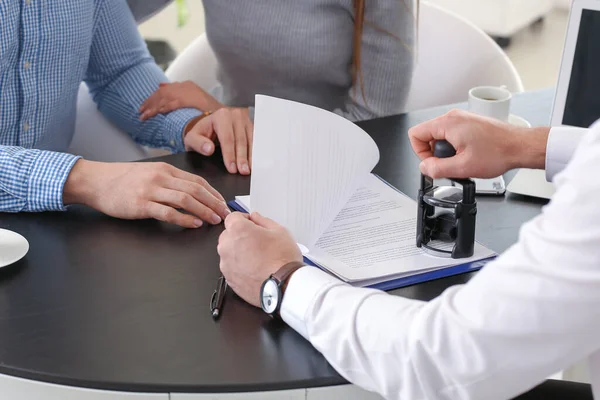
<box><xmin>405</xmin><ymin>1</ymin><xmax>524</xmax><ymax>111</ymax></box>
<box><xmin>165</xmin><ymin>34</ymin><xmax>220</xmax><ymax>92</ymax></box>
<box><xmin>70</xmin><ymin>84</ymin><xmax>150</xmax><ymax>162</ymax></box>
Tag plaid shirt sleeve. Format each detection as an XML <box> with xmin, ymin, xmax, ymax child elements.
<box><xmin>84</xmin><ymin>0</ymin><xmax>200</xmax><ymax>153</ymax></box>
<box><xmin>0</xmin><ymin>146</ymin><xmax>80</xmax><ymax>212</ymax></box>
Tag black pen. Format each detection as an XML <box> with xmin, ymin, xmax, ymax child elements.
<box><xmin>210</xmin><ymin>275</ymin><xmax>228</xmax><ymax>320</ymax></box>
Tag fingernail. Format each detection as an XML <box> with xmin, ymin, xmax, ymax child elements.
<box><xmin>201</xmin><ymin>143</ymin><xmax>212</xmax><ymax>155</ymax></box>
<box><xmin>240</xmin><ymin>163</ymin><xmax>250</xmax><ymax>174</ymax></box>
<box><xmin>211</xmin><ymin>214</ymin><xmax>222</xmax><ymax>224</ymax></box>
<box><xmin>229</xmin><ymin>163</ymin><xmax>237</xmax><ymax>173</ymax></box>
<box><xmin>223</xmin><ymin>207</ymin><xmax>231</xmax><ymax>216</ymax></box>
<box><xmin>194</xmin><ymin>219</ymin><xmax>203</xmax><ymax>227</ymax></box>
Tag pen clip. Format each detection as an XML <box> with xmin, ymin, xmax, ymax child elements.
<box><xmin>210</xmin><ymin>289</ymin><xmax>218</xmax><ymax>311</ymax></box>
<box><xmin>219</xmin><ymin>276</ymin><xmax>228</xmax><ymax>292</ymax></box>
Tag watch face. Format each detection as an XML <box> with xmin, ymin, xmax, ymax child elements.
<box><xmin>261</xmin><ymin>279</ymin><xmax>280</xmax><ymax>314</ymax></box>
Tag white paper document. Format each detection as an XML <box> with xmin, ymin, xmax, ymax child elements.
<box><xmin>250</xmin><ymin>95</ymin><xmax>379</xmax><ymax>248</ymax></box>
<box><xmin>237</xmin><ymin>95</ymin><xmax>495</xmax><ymax>287</ymax></box>
<box><xmin>236</xmin><ymin>174</ymin><xmax>494</xmax><ymax>286</ymax></box>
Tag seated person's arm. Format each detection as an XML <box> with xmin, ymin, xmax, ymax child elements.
<box><xmin>0</xmin><ymin>146</ymin><xmax>80</xmax><ymax>212</ymax></box>
<box><xmin>335</xmin><ymin>0</ymin><xmax>416</xmax><ymax>121</ymax></box>
<box><xmin>138</xmin><ymin>81</ymin><xmax>253</xmax><ymax>176</ymax></box>
<box><xmin>286</xmin><ymin>116</ymin><xmax>598</xmax><ymax>399</ymax></box>
<box><xmin>139</xmin><ymin>82</ymin><xmax>253</xmax><ymax>175</ymax></box>
<box><xmin>219</xmin><ymin>112</ymin><xmax>599</xmax><ymax>400</ymax></box>
<box><xmin>139</xmin><ymin>81</ymin><xmax>224</xmax><ymax>120</ymax></box>
<box><xmin>0</xmin><ymin>144</ymin><xmax>229</xmax><ymax>227</ymax></box>
<box><xmin>84</xmin><ymin>0</ymin><xmax>201</xmax><ymax>153</ymax></box>
<box><xmin>0</xmin><ymin>2</ymin><xmax>229</xmax><ymax>225</ymax></box>
<box><xmin>410</xmin><ymin>110</ymin><xmax>588</xmax><ymax>182</ymax></box>
<box><xmin>281</xmin><ymin>134</ymin><xmax>600</xmax><ymax>399</ymax></box>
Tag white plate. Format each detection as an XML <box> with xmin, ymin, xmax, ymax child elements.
<box><xmin>0</xmin><ymin>229</ymin><xmax>29</xmax><ymax>268</ymax></box>
<box><xmin>509</xmin><ymin>114</ymin><xmax>531</xmax><ymax>128</ymax></box>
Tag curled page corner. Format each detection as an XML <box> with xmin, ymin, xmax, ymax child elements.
<box><xmin>251</xmin><ymin>95</ymin><xmax>380</xmax><ymax>248</ymax></box>
<box><xmin>297</xmin><ymin>243</ymin><xmax>309</xmax><ymax>255</ymax></box>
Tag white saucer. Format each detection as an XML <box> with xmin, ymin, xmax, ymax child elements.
<box><xmin>0</xmin><ymin>229</ymin><xmax>29</xmax><ymax>268</ymax></box>
<box><xmin>509</xmin><ymin>114</ymin><xmax>531</xmax><ymax>128</ymax></box>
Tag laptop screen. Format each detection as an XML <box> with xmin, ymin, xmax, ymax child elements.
<box><xmin>562</xmin><ymin>9</ymin><xmax>600</xmax><ymax>128</ymax></box>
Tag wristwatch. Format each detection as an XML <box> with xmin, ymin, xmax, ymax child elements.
<box><xmin>260</xmin><ymin>261</ymin><xmax>305</xmax><ymax>317</ymax></box>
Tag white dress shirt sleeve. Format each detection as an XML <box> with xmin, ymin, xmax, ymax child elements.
<box><xmin>545</xmin><ymin>126</ymin><xmax>588</xmax><ymax>182</ymax></box>
<box><xmin>281</xmin><ymin>126</ymin><xmax>600</xmax><ymax>400</ymax></box>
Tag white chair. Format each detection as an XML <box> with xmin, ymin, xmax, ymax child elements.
<box><xmin>165</xmin><ymin>34</ymin><xmax>219</xmax><ymax>90</ymax></box>
<box><xmin>69</xmin><ymin>85</ymin><xmax>149</xmax><ymax>162</ymax></box>
<box><xmin>405</xmin><ymin>1</ymin><xmax>524</xmax><ymax>111</ymax></box>
<box><xmin>165</xmin><ymin>1</ymin><xmax>524</xmax><ymax>113</ymax></box>
<box><xmin>69</xmin><ymin>1</ymin><xmax>174</xmax><ymax>162</ymax></box>
<box><xmin>427</xmin><ymin>0</ymin><xmax>554</xmax><ymax>46</ymax></box>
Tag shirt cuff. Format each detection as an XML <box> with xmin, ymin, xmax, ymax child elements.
<box><xmin>162</xmin><ymin>108</ymin><xmax>202</xmax><ymax>153</ymax></box>
<box><xmin>545</xmin><ymin>126</ymin><xmax>588</xmax><ymax>182</ymax></box>
<box><xmin>280</xmin><ymin>266</ymin><xmax>344</xmax><ymax>340</ymax></box>
<box><xmin>28</xmin><ymin>151</ymin><xmax>81</xmax><ymax>212</ymax></box>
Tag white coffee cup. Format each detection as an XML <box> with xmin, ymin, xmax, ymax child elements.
<box><xmin>468</xmin><ymin>86</ymin><xmax>512</xmax><ymax>122</ymax></box>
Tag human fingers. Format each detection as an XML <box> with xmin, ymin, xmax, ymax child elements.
<box><xmin>164</xmin><ymin>176</ymin><xmax>230</xmax><ymax>219</ymax></box>
<box><xmin>169</xmin><ymin>168</ymin><xmax>226</xmax><ymax>202</ymax></box>
<box><xmin>232</xmin><ymin>110</ymin><xmax>249</xmax><ymax>175</ymax></box>
<box><xmin>145</xmin><ymin>202</ymin><xmax>204</xmax><ymax>228</ymax></box>
<box><xmin>246</xmin><ymin>118</ymin><xmax>254</xmax><ymax>170</ymax></box>
<box><xmin>185</xmin><ymin>120</ymin><xmax>217</xmax><ymax>156</ymax></box>
<box><xmin>152</xmin><ymin>188</ymin><xmax>223</xmax><ymax>225</ymax></box>
<box><xmin>212</xmin><ymin>110</ymin><xmax>237</xmax><ymax>174</ymax></box>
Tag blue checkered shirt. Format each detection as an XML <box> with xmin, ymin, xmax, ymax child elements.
<box><xmin>0</xmin><ymin>0</ymin><xmax>200</xmax><ymax>213</ymax></box>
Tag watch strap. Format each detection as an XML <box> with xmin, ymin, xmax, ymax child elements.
<box><xmin>269</xmin><ymin>261</ymin><xmax>304</xmax><ymax>318</ymax></box>
<box><xmin>272</xmin><ymin>261</ymin><xmax>305</xmax><ymax>287</ymax></box>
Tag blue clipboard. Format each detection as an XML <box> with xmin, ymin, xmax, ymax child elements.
<box><xmin>227</xmin><ymin>200</ymin><xmax>496</xmax><ymax>292</ymax></box>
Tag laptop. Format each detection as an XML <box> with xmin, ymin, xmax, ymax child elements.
<box><xmin>506</xmin><ymin>0</ymin><xmax>600</xmax><ymax>199</ymax></box>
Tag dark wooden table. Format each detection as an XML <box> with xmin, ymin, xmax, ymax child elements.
<box><xmin>0</xmin><ymin>89</ymin><xmax>555</xmax><ymax>394</ymax></box>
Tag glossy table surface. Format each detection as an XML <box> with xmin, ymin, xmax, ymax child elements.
<box><xmin>0</xmin><ymin>89</ymin><xmax>554</xmax><ymax>393</ymax></box>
